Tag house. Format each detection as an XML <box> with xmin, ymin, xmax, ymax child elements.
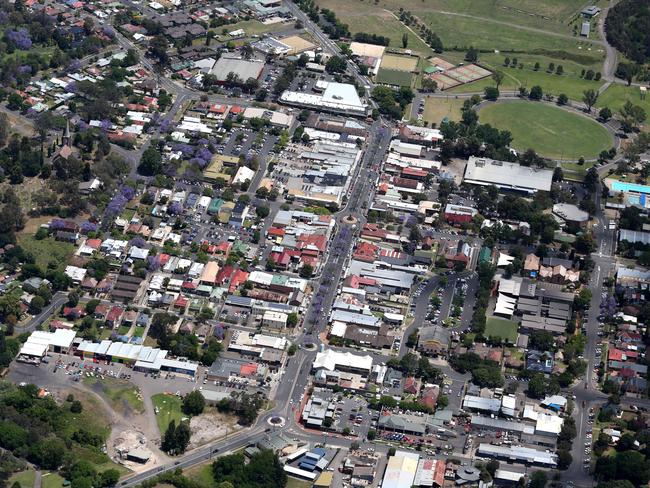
<box><xmin>442</xmin><ymin>240</ymin><xmax>472</xmax><ymax>269</ymax></box>
<box><xmin>526</xmin><ymin>350</ymin><xmax>554</xmax><ymax>374</ymax></box>
<box><xmin>106</xmin><ymin>306</ymin><xmax>124</xmax><ymax>328</ymax></box>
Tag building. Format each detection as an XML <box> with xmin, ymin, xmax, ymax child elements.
<box><xmin>313</xmin><ymin>348</ymin><xmax>373</xmax><ymax>374</ymax></box>
<box><xmin>381</xmin><ymin>451</ymin><xmax>419</xmax><ymax>488</ymax></box>
<box><xmin>209</xmin><ymin>55</ymin><xmax>265</xmax><ymax>83</ymax></box>
<box><xmin>280</xmin><ymin>82</ymin><xmax>369</xmax><ymax>117</ymax></box>
<box><xmin>476</xmin><ymin>444</ymin><xmax>558</xmax><ymax>467</ymax></box>
<box><xmin>463</xmin><ymin>156</ymin><xmax>553</xmax><ymax>193</ymax></box>
<box><xmin>262</xmin><ymin>310</ymin><xmax>289</xmax><ymax>328</ymax></box>
<box><xmin>444</xmin><ymin>203</ymin><xmax>478</xmax><ymax>225</ymax></box>
<box><xmin>582</xmin><ymin>5</ymin><xmax>601</xmax><ymax>17</ymax></box>
<box><xmin>553</xmin><ymin>203</ymin><xmax>589</xmax><ymax>225</ymax></box>
<box><xmin>418</xmin><ymin>325</ymin><xmax>451</xmax><ymax>356</ymax></box>
<box><xmin>18</xmin><ymin>329</ymin><xmax>77</xmax><ymax>360</ymax></box>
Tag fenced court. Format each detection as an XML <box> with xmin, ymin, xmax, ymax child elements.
<box><xmin>425</xmin><ymin>63</ymin><xmax>492</xmax><ymax>90</ymax></box>
<box><xmin>380</xmin><ymin>53</ymin><xmax>419</xmax><ymax>72</ymax></box>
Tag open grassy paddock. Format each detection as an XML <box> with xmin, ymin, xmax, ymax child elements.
<box><xmin>17</xmin><ymin>235</ymin><xmax>75</xmax><ymax>273</ymax></box>
<box><xmin>83</xmin><ymin>377</ymin><xmax>145</xmax><ymax>416</ymax></box>
<box><xmin>9</xmin><ymin>469</ymin><xmax>36</xmax><ymax>488</ymax></box>
<box><xmin>423</xmin><ymin>96</ymin><xmax>465</xmax><ymax>125</ymax></box>
<box><xmin>152</xmin><ymin>393</ymin><xmax>185</xmax><ymax>435</ymax></box>
<box><xmin>484</xmin><ymin>317</ymin><xmax>518</xmax><ymax>343</ymax></box>
<box><xmin>478</xmin><ymin>100</ymin><xmax>613</xmax><ymax>160</ymax></box>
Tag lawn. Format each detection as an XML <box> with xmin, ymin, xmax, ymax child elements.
<box><xmin>286</xmin><ymin>478</ymin><xmax>313</xmax><ymax>488</ymax></box>
<box><xmin>216</xmin><ymin>19</ymin><xmax>290</xmax><ymax>41</ymax></box>
<box><xmin>315</xmin><ymin>0</ymin><xmax>434</xmax><ymax>56</ymax></box>
<box><xmin>152</xmin><ymin>393</ymin><xmax>184</xmax><ymax>435</ymax></box>
<box><xmin>84</xmin><ymin>377</ymin><xmax>145</xmax><ymax>416</ymax></box>
<box><xmin>478</xmin><ymin>100</ymin><xmax>613</xmax><ymax>160</ymax></box>
<box><xmin>485</xmin><ymin>317</ymin><xmax>518</xmax><ymax>343</ymax></box>
<box><xmin>423</xmin><ymin>96</ymin><xmax>465</xmax><ymax>125</ymax></box>
<box><xmin>448</xmin><ymin>62</ymin><xmax>604</xmax><ymax>102</ymax></box>
<box><xmin>117</xmin><ymin>325</ymin><xmax>131</xmax><ymax>336</ymax></box>
<box><xmin>41</xmin><ymin>472</ymin><xmax>65</xmax><ymax>488</ymax></box>
<box><xmin>376</xmin><ymin>68</ymin><xmax>413</xmax><ymax>88</ymax></box>
<box><xmin>9</xmin><ymin>470</ymin><xmax>36</xmax><ymax>488</ymax></box>
<box><xmin>596</xmin><ymin>83</ymin><xmax>650</xmax><ymax>114</ymax></box>
<box><xmin>132</xmin><ymin>326</ymin><xmax>145</xmax><ymax>338</ymax></box>
<box><xmin>185</xmin><ymin>462</ymin><xmax>217</xmax><ymax>488</ymax></box>
<box><xmin>17</xmin><ymin>235</ymin><xmax>75</xmax><ymax>273</ymax></box>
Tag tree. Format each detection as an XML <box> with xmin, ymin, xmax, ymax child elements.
<box><xmin>100</xmin><ymin>469</ymin><xmax>120</xmax><ymax>487</ymax></box>
<box><xmin>70</xmin><ymin>400</ymin><xmax>83</xmax><ymax>413</ymax></box>
<box><xmin>599</xmin><ymin>107</ymin><xmax>612</xmax><ymax>122</ymax></box>
<box><xmin>619</xmin><ymin>101</ymin><xmax>647</xmax><ymax>131</ymax></box>
<box><xmin>401</xmin><ymin>32</ymin><xmax>408</xmax><ymax>48</ymax></box>
<box><xmin>483</xmin><ymin>86</ymin><xmax>499</xmax><ymax>101</ymax></box>
<box><xmin>299</xmin><ymin>264</ymin><xmax>313</xmax><ymax>278</ymax></box>
<box><xmin>0</xmin><ymin>113</ymin><xmax>9</xmax><ymax>147</ymax></box>
<box><xmin>287</xmin><ymin>312</ymin><xmax>299</xmax><ymax>327</ymax></box>
<box><xmin>582</xmin><ymin>89</ymin><xmax>598</xmax><ymax>112</ymax></box>
<box><xmin>183</xmin><ymin>391</ymin><xmax>206</xmax><ymax>416</ymax></box>
<box><xmin>527</xmin><ymin>373</ymin><xmax>547</xmax><ymax>398</ymax></box>
<box><xmin>556</xmin><ymin>65</ymin><xmax>564</xmax><ymax>75</ymax></box>
<box><xmin>529</xmin><ymin>471</ymin><xmax>547</xmax><ymax>488</ymax></box>
<box><xmin>557</xmin><ymin>93</ymin><xmax>568</xmax><ymax>106</ymax></box>
<box><xmin>529</xmin><ymin>85</ymin><xmax>543</xmax><ymax>100</ymax></box>
<box><xmin>29</xmin><ymin>296</ymin><xmax>45</xmax><ymax>315</ymax></box>
<box><xmin>421</xmin><ymin>77</ymin><xmax>438</xmax><ymax>92</ymax></box>
<box><xmin>465</xmin><ymin>47</ymin><xmax>478</xmax><ymax>62</ymax></box>
<box><xmin>325</xmin><ymin>56</ymin><xmax>347</xmax><ymax>74</ymax></box>
<box><xmin>491</xmin><ymin>70</ymin><xmax>504</xmax><ymax>89</ymax></box>
<box><xmin>138</xmin><ymin>146</ymin><xmax>163</xmax><ymax>176</ymax></box>
<box><xmin>533</xmin><ymin>61</ymin><xmax>540</xmax><ymax>71</ymax></box>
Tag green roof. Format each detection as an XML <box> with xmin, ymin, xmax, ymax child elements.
<box><xmin>208</xmin><ymin>198</ymin><xmax>224</xmax><ymax>214</ymax></box>
<box><xmin>479</xmin><ymin>246</ymin><xmax>493</xmax><ymax>263</ymax></box>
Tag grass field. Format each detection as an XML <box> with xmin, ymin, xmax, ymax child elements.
<box><xmin>286</xmin><ymin>477</ymin><xmax>313</xmax><ymax>488</ymax></box>
<box><xmin>381</xmin><ymin>53</ymin><xmax>419</xmax><ymax>71</ymax></box>
<box><xmin>216</xmin><ymin>19</ymin><xmax>290</xmax><ymax>41</ymax></box>
<box><xmin>478</xmin><ymin>100</ymin><xmax>613</xmax><ymax>160</ymax></box>
<box><xmin>132</xmin><ymin>326</ymin><xmax>145</xmax><ymax>338</ymax></box>
<box><xmin>596</xmin><ymin>83</ymin><xmax>650</xmax><ymax>114</ymax></box>
<box><xmin>117</xmin><ymin>325</ymin><xmax>131</xmax><ymax>336</ymax></box>
<box><xmin>376</xmin><ymin>68</ymin><xmax>413</xmax><ymax>87</ymax></box>
<box><xmin>41</xmin><ymin>472</ymin><xmax>65</xmax><ymax>488</ymax></box>
<box><xmin>448</xmin><ymin>62</ymin><xmax>604</xmax><ymax>101</ymax></box>
<box><xmin>152</xmin><ymin>394</ymin><xmax>184</xmax><ymax>435</ymax></box>
<box><xmin>17</xmin><ymin>235</ymin><xmax>75</xmax><ymax>273</ymax></box>
<box><xmin>423</xmin><ymin>96</ymin><xmax>465</xmax><ymax>125</ymax></box>
<box><xmin>485</xmin><ymin>317</ymin><xmax>518</xmax><ymax>343</ymax></box>
<box><xmin>185</xmin><ymin>463</ymin><xmax>217</xmax><ymax>488</ymax></box>
<box><xmin>9</xmin><ymin>470</ymin><xmax>36</xmax><ymax>488</ymax></box>
<box><xmin>84</xmin><ymin>377</ymin><xmax>145</xmax><ymax>416</ymax></box>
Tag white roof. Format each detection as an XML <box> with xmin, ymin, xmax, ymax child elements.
<box><xmin>535</xmin><ymin>413</ymin><xmax>564</xmax><ymax>435</ymax></box>
<box><xmin>497</xmin><ymin>252</ymin><xmax>515</xmax><ymax>267</ymax></box>
<box><xmin>381</xmin><ymin>451</ymin><xmax>419</xmax><ymax>488</ymax></box>
<box><xmin>349</xmin><ymin>41</ymin><xmax>386</xmax><ymax>58</ymax></box>
<box><xmin>65</xmin><ymin>265</ymin><xmax>87</xmax><ymax>282</ymax></box>
<box><xmin>20</xmin><ymin>329</ymin><xmax>76</xmax><ymax>357</ymax></box>
<box><xmin>464</xmin><ymin>156</ymin><xmax>553</xmax><ymax>193</ymax></box>
<box><xmin>330</xmin><ymin>321</ymin><xmax>348</xmax><ymax>337</ymax></box>
<box><xmin>313</xmin><ymin>349</ymin><xmax>373</xmax><ymax>372</ymax></box>
<box><xmin>233</xmin><ymin>166</ymin><xmax>255</xmax><ymax>184</ymax></box>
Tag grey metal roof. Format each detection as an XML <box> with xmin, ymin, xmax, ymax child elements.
<box><xmin>464</xmin><ymin>156</ymin><xmax>553</xmax><ymax>193</ymax></box>
<box><xmin>619</xmin><ymin>229</ymin><xmax>650</xmax><ymax>245</ymax></box>
<box><xmin>477</xmin><ymin>443</ymin><xmax>558</xmax><ymax>466</ymax></box>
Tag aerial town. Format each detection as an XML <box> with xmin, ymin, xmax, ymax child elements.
<box><xmin>0</xmin><ymin>0</ymin><xmax>649</xmax><ymax>488</ymax></box>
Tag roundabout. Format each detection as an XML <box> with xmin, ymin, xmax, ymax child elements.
<box><xmin>477</xmin><ymin>100</ymin><xmax>614</xmax><ymax>161</ymax></box>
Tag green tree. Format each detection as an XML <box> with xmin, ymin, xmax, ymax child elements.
<box><xmin>491</xmin><ymin>70</ymin><xmax>504</xmax><ymax>89</ymax></box>
<box><xmin>557</xmin><ymin>93</ymin><xmax>568</xmax><ymax>106</ymax></box>
<box><xmin>138</xmin><ymin>146</ymin><xmax>163</xmax><ymax>176</ymax></box>
<box><xmin>582</xmin><ymin>89</ymin><xmax>598</xmax><ymax>112</ymax></box>
<box><xmin>529</xmin><ymin>471</ymin><xmax>547</xmax><ymax>488</ymax></box>
<box><xmin>182</xmin><ymin>391</ymin><xmax>206</xmax><ymax>416</ymax></box>
<box><xmin>401</xmin><ymin>32</ymin><xmax>408</xmax><ymax>48</ymax></box>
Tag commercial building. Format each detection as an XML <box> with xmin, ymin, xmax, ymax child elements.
<box><xmin>476</xmin><ymin>444</ymin><xmax>558</xmax><ymax>467</ymax></box>
<box><xmin>76</xmin><ymin>339</ymin><xmax>198</xmax><ymax>376</ymax></box>
<box><xmin>209</xmin><ymin>56</ymin><xmax>265</xmax><ymax>83</ymax></box>
<box><xmin>18</xmin><ymin>329</ymin><xmax>77</xmax><ymax>360</ymax></box>
<box><xmin>280</xmin><ymin>82</ymin><xmax>369</xmax><ymax>117</ymax></box>
<box><xmin>463</xmin><ymin>156</ymin><xmax>553</xmax><ymax>193</ymax></box>
<box><xmin>381</xmin><ymin>451</ymin><xmax>419</xmax><ymax>488</ymax></box>
<box><xmin>262</xmin><ymin>310</ymin><xmax>289</xmax><ymax>328</ymax></box>
<box><xmin>313</xmin><ymin>348</ymin><xmax>373</xmax><ymax>374</ymax></box>
<box><xmin>413</xmin><ymin>458</ymin><xmax>446</xmax><ymax>487</ymax></box>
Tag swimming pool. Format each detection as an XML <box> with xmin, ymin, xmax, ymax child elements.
<box><xmin>611</xmin><ymin>180</ymin><xmax>650</xmax><ymax>194</ymax></box>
